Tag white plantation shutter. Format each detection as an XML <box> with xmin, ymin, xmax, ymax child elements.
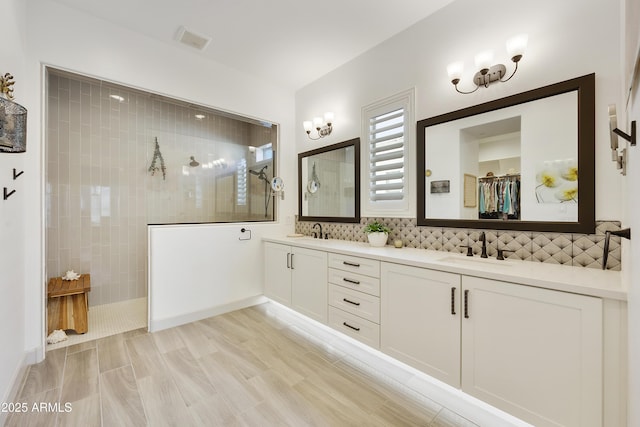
<box><xmin>369</xmin><ymin>108</ymin><xmax>405</xmax><ymax>201</ymax></box>
<box><xmin>362</xmin><ymin>89</ymin><xmax>414</xmax><ymax>216</ymax></box>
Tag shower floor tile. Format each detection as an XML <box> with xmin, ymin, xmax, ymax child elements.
<box><xmin>47</xmin><ymin>297</ymin><xmax>147</xmax><ymax>351</ymax></box>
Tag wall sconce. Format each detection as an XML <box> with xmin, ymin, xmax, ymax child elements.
<box><xmin>0</xmin><ymin>73</ymin><xmax>27</xmax><ymax>153</ymax></box>
<box><xmin>447</xmin><ymin>34</ymin><xmax>528</xmax><ymax>94</ymax></box>
<box><xmin>303</xmin><ymin>112</ymin><xmax>333</xmax><ymax>140</ymax></box>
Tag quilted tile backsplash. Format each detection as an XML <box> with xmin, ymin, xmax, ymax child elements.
<box><xmin>296</xmin><ymin>217</ymin><xmax>622</xmax><ymax>271</ymax></box>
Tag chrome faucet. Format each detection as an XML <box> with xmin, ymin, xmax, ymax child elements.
<box><xmin>479</xmin><ymin>232</ymin><xmax>488</xmax><ymax>258</ymax></box>
<box><xmin>312</xmin><ymin>223</ymin><xmax>323</xmax><ymax>239</ymax></box>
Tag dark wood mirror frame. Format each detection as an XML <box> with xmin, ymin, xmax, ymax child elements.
<box><xmin>298</xmin><ymin>138</ymin><xmax>361</xmax><ymax>223</ymax></box>
<box><xmin>417</xmin><ymin>73</ymin><xmax>595</xmax><ymax>233</ymax></box>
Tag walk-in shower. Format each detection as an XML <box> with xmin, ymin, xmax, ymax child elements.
<box><xmin>45</xmin><ymin>67</ymin><xmax>278</xmax><ymax>308</ymax></box>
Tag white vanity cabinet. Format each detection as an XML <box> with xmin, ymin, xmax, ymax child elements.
<box><xmin>327</xmin><ymin>253</ymin><xmax>381</xmax><ymax>348</ymax></box>
<box><xmin>380</xmin><ymin>262</ymin><xmax>462</xmax><ymax>386</ymax></box>
<box><xmin>461</xmin><ymin>276</ymin><xmax>603</xmax><ymax>427</ymax></box>
<box><xmin>262</xmin><ymin>237</ymin><xmax>625</xmax><ymax>427</ymax></box>
<box><xmin>264</xmin><ymin>242</ymin><xmax>328</xmax><ymax>323</ymax></box>
<box><xmin>381</xmin><ymin>262</ymin><xmax>604</xmax><ymax>427</ymax></box>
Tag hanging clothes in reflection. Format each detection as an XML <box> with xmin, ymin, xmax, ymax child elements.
<box><xmin>478</xmin><ymin>174</ymin><xmax>521</xmax><ymax>220</ymax></box>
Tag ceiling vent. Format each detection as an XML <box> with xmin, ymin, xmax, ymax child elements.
<box><xmin>176</xmin><ymin>26</ymin><xmax>211</xmax><ymax>51</ymax></box>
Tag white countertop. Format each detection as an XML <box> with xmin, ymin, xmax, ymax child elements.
<box><xmin>263</xmin><ymin>236</ymin><xmax>626</xmax><ymax>301</ymax></box>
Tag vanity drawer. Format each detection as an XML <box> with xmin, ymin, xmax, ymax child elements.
<box><xmin>328</xmin><ymin>268</ymin><xmax>380</xmax><ymax>297</ymax></box>
<box><xmin>328</xmin><ymin>284</ymin><xmax>380</xmax><ymax>323</ymax></box>
<box><xmin>328</xmin><ymin>306</ymin><xmax>380</xmax><ymax>349</ymax></box>
<box><xmin>328</xmin><ymin>253</ymin><xmax>380</xmax><ymax>278</ymax></box>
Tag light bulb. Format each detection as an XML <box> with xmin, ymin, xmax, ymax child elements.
<box><xmin>313</xmin><ymin>117</ymin><xmax>323</xmax><ymax>129</ymax></box>
<box><xmin>474</xmin><ymin>50</ymin><xmax>494</xmax><ymax>72</ymax></box>
<box><xmin>506</xmin><ymin>34</ymin><xmax>528</xmax><ymax>62</ymax></box>
<box><xmin>447</xmin><ymin>62</ymin><xmax>464</xmax><ymax>83</ymax></box>
<box><xmin>303</xmin><ymin>121</ymin><xmax>313</xmax><ymax>132</ymax></box>
<box><xmin>323</xmin><ymin>112</ymin><xmax>334</xmax><ymax>125</ymax></box>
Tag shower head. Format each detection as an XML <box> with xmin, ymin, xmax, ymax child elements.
<box><xmin>249</xmin><ymin>165</ymin><xmax>270</xmax><ymax>182</ymax></box>
<box><xmin>189</xmin><ymin>156</ymin><xmax>199</xmax><ymax>167</ymax></box>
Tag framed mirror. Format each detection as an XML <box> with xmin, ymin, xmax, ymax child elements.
<box><xmin>417</xmin><ymin>74</ymin><xmax>595</xmax><ymax>233</ymax></box>
<box><xmin>298</xmin><ymin>138</ymin><xmax>361</xmax><ymax>223</ymax></box>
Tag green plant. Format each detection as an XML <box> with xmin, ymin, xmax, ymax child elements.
<box><xmin>363</xmin><ymin>221</ymin><xmax>390</xmax><ymax>234</ymax></box>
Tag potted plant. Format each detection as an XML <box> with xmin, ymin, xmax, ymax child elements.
<box><xmin>364</xmin><ymin>221</ymin><xmax>390</xmax><ymax>247</ymax></box>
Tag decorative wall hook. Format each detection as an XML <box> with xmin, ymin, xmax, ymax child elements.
<box><xmin>13</xmin><ymin>168</ymin><xmax>23</xmax><ymax>180</ymax></box>
<box><xmin>3</xmin><ymin>187</ymin><xmax>16</xmax><ymax>200</ymax></box>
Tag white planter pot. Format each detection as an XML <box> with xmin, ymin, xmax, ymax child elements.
<box><xmin>367</xmin><ymin>232</ymin><xmax>388</xmax><ymax>247</ymax></box>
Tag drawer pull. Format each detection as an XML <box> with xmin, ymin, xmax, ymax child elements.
<box><xmin>286</xmin><ymin>253</ymin><xmax>291</xmax><ymax>269</ymax></box>
<box><xmin>343</xmin><ymin>278</ymin><xmax>361</xmax><ymax>285</ymax></box>
<box><xmin>451</xmin><ymin>287</ymin><xmax>456</xmax><ymax>315</ymax></box>
<box><xmin>343</xmin><ymin>322</ymin><xmax>360</xmax><ymax>331</ymax></box>
<box><xmin>343</xmin><ymin>261</ymin><xmax>360</xmax><ymax>267</ymax></box>
<box><xmin>464</xmin><ymin>289</ymin><xmax>470</xmax><ymax>319</ymax></box>
<box><xmin>342</xmin><ymin>298</ymin><xmax>361</xmax><ymax>306</ymax></box>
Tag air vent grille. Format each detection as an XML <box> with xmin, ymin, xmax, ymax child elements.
<box><xmin>176</xmin><ymin>26</ymin><xmax>211</xmax><ymax>51</ymax></box>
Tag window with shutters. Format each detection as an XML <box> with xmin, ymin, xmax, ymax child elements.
<box><xmin>362</xmin><ymin>89</ymin><xmax>415</xmax><ymax>216</ymax></box>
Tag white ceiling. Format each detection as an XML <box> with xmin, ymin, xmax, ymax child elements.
<box><xmin>51</xmin><ymin>0</ymin><xmax>455</xmax><ymax>91</ymax></box>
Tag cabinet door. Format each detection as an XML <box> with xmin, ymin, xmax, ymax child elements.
<box><xmin>263</xmin><ymin>242</ymin><xmax>292</xmax><ymax>306</ymax></box>
<box><xmin>291</xmin><ymin>247</ymin><xmax>328</xmax><ymax>323</ymax></box>
<box><xmin>381</xmin><ymin>262</ymin><xmax>461</xmax><ymax>387</ymax></box>
<box><xmin>461</xmin><ymin>276</ymin><xmax>603</xmax><ymax>427</ymax></box>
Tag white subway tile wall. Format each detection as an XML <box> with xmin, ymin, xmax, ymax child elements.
<box><xmin>46</xmin><ymin>70</ymin><xmax>276</xmax><ymax>306</ymax></box>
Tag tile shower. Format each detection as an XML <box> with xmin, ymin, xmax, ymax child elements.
<box><xmin>46</xmin><ymin>69</ymin><xmax>277</xmax><ymax>306</ymax></box>
<box><xmin>296</xmin><ymin>217</ymin><xmax>622</xmax><ymax>270</ymax></box>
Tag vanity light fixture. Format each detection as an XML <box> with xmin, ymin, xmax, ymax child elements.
<box><xmin>447</xmin><ymin>34</ymin><xmax>528</xmax><ymax>94</ymax></box>
<box><xmin>303</xmin><ymin>112</ymin><xmax>334</xmax><ymax>140</ymax></box>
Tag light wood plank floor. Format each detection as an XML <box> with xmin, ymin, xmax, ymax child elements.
<box><xmin>8</xmin><ymin>303</ymin><xmax>485</xmax><ymax>427</ymax></box>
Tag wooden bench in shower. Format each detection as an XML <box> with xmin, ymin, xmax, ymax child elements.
<box><xmin>47</xmin><ymin>274</ymin><xmax>91</xmax><ymax>335</ymax></box>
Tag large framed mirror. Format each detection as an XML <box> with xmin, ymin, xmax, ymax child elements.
<box><xmin>298</xmin><ymin>138</ymin><xmax>361</xmax><ymax>223</ymax></box>
<box><xmin>417</xmin><ymin>74</ymin><xmax>595</xmax><ymax>233</ymax></box>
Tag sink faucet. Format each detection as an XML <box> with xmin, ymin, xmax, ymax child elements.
<box><xmin>312</xmin><ymin>223</ymin><xmax>323</xmax><ymax>239</ymax></box>
<box><xmin>479</xmin><ymin>232</ymin><xmax>488</xmax><ymax>258</ymax></box>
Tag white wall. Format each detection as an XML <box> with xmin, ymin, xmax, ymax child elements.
<box><xmin>295</xmin><ymin>0</ymin><xmax>623</xmax><ymax>222</ymax></box>
<box><xmin>623</xmin><ymin>0</ymin><xmax>640</xmax><ymax>424</ymax></box>
<box><xmin>22</xmin><ymin>0</ymin><xmax>297</xmax><ymax>362</ymax></box>
<box><xmin>0</xmin><ymin>0</ymin><xmax>28</xmax><ymax>416</ymax></box>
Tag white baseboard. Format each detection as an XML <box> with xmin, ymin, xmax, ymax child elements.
<box><xmin>148</xmin><ymin>295</ymin><xmax>268</xmax><ymax>332</ymax></box>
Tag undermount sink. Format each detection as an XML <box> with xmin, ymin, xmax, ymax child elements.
<box><xmin>437</xmin><ymin>255</ymin><xmax>513</xmax><ymax>267</ymax></box>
